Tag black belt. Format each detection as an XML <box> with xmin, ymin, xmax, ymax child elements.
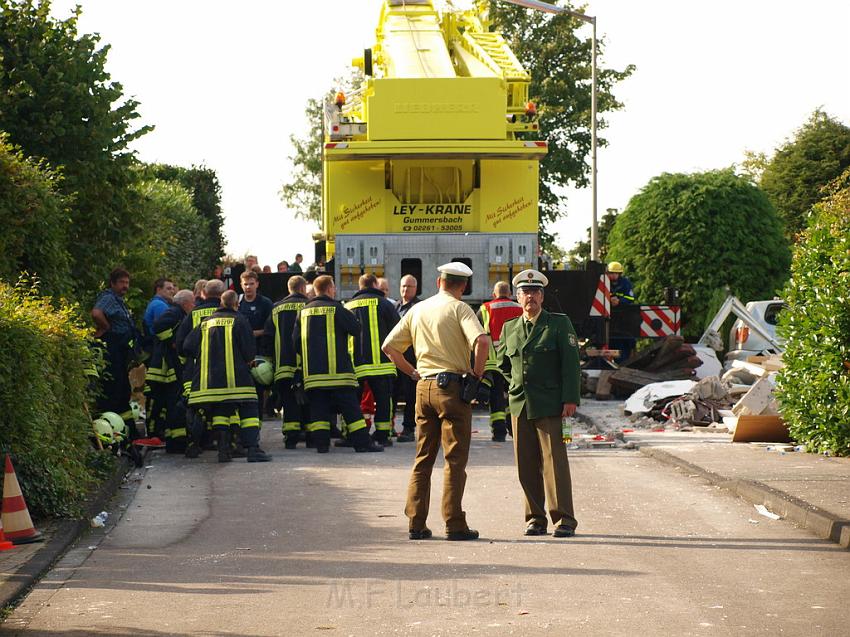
<box><xmin>423</xmin><ymin>372</ymin><xmax>464</xmax><ymax>382</ymax></box>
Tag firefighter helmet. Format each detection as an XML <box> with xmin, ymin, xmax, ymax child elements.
<box><xmin>607</xmin><ymin>261</ymin><xmax>624</xmax><ymax>274</ymax></box>
<box><xmin>101</xmin><ymin>412</ymin><xmax>127</xmax><ymax>441</ymax></box>
<box><xmin>92</xmin><ymin>418</ymin><xmax>113</xmax><ymax>445</ymax></box>
<box><xmin>251</xmin><ymin>359</ymin><xmax>274</xmax><ymax>386</ymax></box>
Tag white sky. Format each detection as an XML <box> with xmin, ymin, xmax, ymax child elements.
<box><xmin>51</xmin><ymin>0</ymin><xmax>850</xmax><ymax>267</ymax></box>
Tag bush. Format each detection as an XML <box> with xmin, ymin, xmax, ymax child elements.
<box><xmin>607</xmin><ymin>169</ymin><xmax>791</xmax><ymax>339</ymax></box>
<box><xmin>0</xmin><ymin>134</ymin><xmax>72</xmax><ymax>297</ymax></box>
<box><xmin>775</xmin><ymin>169</ymin><xmax>850</xmax><ymax>455</ymax></box>
<box><xmin>0</xmin><ymin>280</ymin><xmax>103</xmax><ymax>518</ymax></box>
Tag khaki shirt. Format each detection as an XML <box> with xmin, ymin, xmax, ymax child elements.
<box><xmin>383</xmin><ymin>290</ymin><xmax>485</xmax><ymax>377</ymax></box>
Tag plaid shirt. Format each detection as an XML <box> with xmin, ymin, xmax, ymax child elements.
<box><xmin>94</xmin><ymin>289</ymin><xmax>134</xmax><ymax>338</ymax></box>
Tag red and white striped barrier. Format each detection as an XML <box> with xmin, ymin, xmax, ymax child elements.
<box><xmin>639</xmin><ymin>305</ymin><xmax>681</xmax><ymax>337</ymax></box>
<box><xmin>589</xmin><ymin>274</ymin><xmax>611</xmax><ymax>318</ymax></box>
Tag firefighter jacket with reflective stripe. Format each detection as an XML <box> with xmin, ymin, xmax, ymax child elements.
<box><xmin>175</xmin><ymin>297</ymin><xmax>222</xmax><ymax>393</ymax></box>
<box><xmin>145</xmin><ymin>305</ymin><xmax>187</xmax><ymax>384</ymax></box>
<box><xmin>175</xmin><ymin>298</ymin><xmax>222</xmax><ymax>360</ymax></box>
<box><xmin>611</xmin><ymin>276</ymin><xmax>635</xmax><ymax>304</ymax></box>
<box><xmin>293</xmin><ymin>295</ymin><xmax>360</xmax><ymax>390</ymax></box>
<box><xmin>182</xmin><ymin>309</ymin><xmax>257</xmax><ymax>405</ymax></box>
<box><xmin>262</xmin><ymin>293</ymin><xmax>308</xmax><ymax>380</ymax></box>
<box><xmin>478</xmin><ymin>297</ymin><xmax>522</xmax><ymax>373</ymax></box>
<box><xmin>345</xmin><ymin>288</ymin><xmax>400</xmax><ymax>378</ymax></box>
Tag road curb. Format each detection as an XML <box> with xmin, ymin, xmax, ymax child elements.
<box><xmin>640</xmin><ymin>446</ymin><xmax>850</xmax><ymax>550</ymax></box>
<box><xmin>0</xmin><ymin>453</ymin><xmax>138</xmax><ymax>610</ymax></box>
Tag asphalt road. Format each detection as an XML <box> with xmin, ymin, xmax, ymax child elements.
<box><xmin>3</xmin><ymin>413</ymin><xmax>848</xmax><ymax>636</ymax></box>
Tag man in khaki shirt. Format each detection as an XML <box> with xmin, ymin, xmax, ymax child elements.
<box><xmin>383</xmin><ymin>262</ymin><xmax>490</xmax><ymax>541</ymax></box>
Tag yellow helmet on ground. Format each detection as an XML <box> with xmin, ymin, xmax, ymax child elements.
<box><xmin>92</xmin><ymin>419</ymin><xmax>113</xmax><ymax>445</ymax></box>
<box><xmin>101</xmin><ymin>412</ymin><xmax>127</xmax><ymax>441</ymax></box>
<box><xmin>607</xmin><ymin>261</ymin><xmax>624</xmax><ymax>274</ymax></box>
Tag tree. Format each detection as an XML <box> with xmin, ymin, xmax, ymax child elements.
<box><xmin>753</xmin><ymin>110</ymin><xmax>850</xmax><ymax>241</ymax></box>
<box><xmin>126</xmin><ymin>178</ymin><xmax>213</xmax><ymax>306</ymax></box>
<box><xmin>0</xmin><ymin>134</ymin><xmax>72</xmax><ymax>297</ymax></box>
<box><xmin>566</xmin><ymin>207</ymin><xmax>619</xmax><ymax>268</ymax></box>
<box><xmin>489</xmin><ymin>2</ymin><xmax>634</xmax><ymax>247</ymax></box>
<box><xmin>280</xmin><ymin>97</ymin><xmax>323</xmax><ymax>223</ymax></box>
<box><xmin>146</xmin><ymin>163</ymin><xmax>226</xmax><ymax>270</ymax></box>
<box><xmin>0</xmin><ymin>0</ymin><xmax>152</xmax><ymax>301</ymax></box>
<box><xmin>776</xmin><ymin>169</ymin><xmax>850</xmax><ymax>455</ymax></box>
<box><xmin>607</xmin><ymin>169</ymin><xmax>791</xmax><ymax>339</ymax></box>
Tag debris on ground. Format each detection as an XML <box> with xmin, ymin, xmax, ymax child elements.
<box><xmin>619</xmin><ymin>352</ymin><xmax>785</xmax><ymax>431</ymax></box>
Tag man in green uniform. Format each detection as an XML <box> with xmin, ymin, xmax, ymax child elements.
<box><xmin>183</xmin><ymin>291</ymin><xmax>271</xmax><ymax>463</ymax></box>
<box><xmin>498</xmin><ymin>269</ymin><xmax>580</xmax><ymax>538</ymax></box>
<box><xmin>293</xmin><ymin>275</ymin><xmax>383</xmax><ymax>454</ymax></box>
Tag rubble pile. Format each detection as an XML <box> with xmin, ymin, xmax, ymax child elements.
<box><xmin>622</xmin><ymin>354</ymin><xmax>784</xmax><ymax>432</ymax></box>
<box><xmin>609</xmin><ymin>336</ymin><xmax>703</xmax><ymax>396</ymax></box>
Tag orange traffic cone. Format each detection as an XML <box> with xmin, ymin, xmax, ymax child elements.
<box><xmin>2</xmin><ymin>454</ymin><xmax>43</xmax><ymax>545</ymax></box>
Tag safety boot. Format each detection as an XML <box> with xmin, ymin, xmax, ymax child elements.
<box><xmin>217</xmin><ymin>430</ymin><xmax>232</xmax><ymax>463</ymax></box>
<box><xmin>247</xmin><ymin>446</ymin><xmax>272</xmax><ymax>462</ymax></box>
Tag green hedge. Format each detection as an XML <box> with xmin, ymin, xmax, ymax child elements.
<box><xmin>776</xmin><ymin>169</ymin><xmax>850</xmax><ymax>455</ymax></box>
<box><xmin>0</xmin><ymin>281</ymin><xmax>111</xmax><ymax>518</ymax></box>
<box><xmin>607</xmin><ymin>169</ymin><xmax>790</xmax><ymax>339</ymax></box>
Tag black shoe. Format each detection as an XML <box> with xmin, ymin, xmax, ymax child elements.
<box><xmin>379</xmin><ymin>437</ymin><xmax>393</xmax><ymax>447</ymax></box>
<box><xmin>396</xmin><ymin>431</ymin><xmax>415</xmax><ymax>443</ymax></box>
<box><xmin>491</xmin><ymin>434</ymin><xmax>506</xmax><ymax>442</ymax></box>
<box><xmin>317</xmin><ymin>445</ymin><xmax>330</xmax><ymax>454</ymax></box>
<box><xmin>334</xmin><ymin>438</ymin><xmax>353</xmax><ymax>447</ymax></box>
<box><xmin>446</xmin><ymin>528</ymin><xmax>479</xmax><ymax>541</ymax></box>
<box><xmin>524</xmin><ymin>522</ymin><xmax>548</xmax><ymax>536</ymax></box>
<box><xmin>247</xmin><ymin>447</ymin><xmax>272</xmax><ymax>463</ymax></box>
<box><xmin>355</xmin><ymin>441</ymin><xmax>385</xmax><ymax>452</ymax></box>
<box><xmin>284</xmin><ymin>440</ymin><xmax>298</xmax><ymax>450</ymax></box>
<box><xmin>231</xmin><ymin>444</ymin><xmax>247</xmax><ymax>458</ymax></box>
<box><xmin>553</xmin><ymin>525</ymin><xmax>575</xmax><ymax>538</ymax></box>
<box><xmin>185</xmin><ymin>443</ymin><xmax>201</xmax><ymax>459</ymax></box>
<box><xmin>409</xmin><ymin>528</ymin><xmax>433</xmax><ymax>540</ymax></box>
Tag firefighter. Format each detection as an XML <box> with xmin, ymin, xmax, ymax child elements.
<box><xmin>293</xmin><ymin>275</ymin><xmax>384</xmax><ymax>454</ymax></box>
<box><xmin>146</xmin><ymin>290</ymin><xmax>195</xmax><ymax>453</ymax></box>
<box><xmin>345</xmin><ymin>273</ymin><xmax>400</xmax><ymax>446</ymax></box>
<box><xmin>91</xmin><ymin>268</ymin><xmax>138</xmax><ymax>439</ymax></box>
<box><xmin>183</xmin><ymin>290</ymin><xmax>271</xmax><ymax>463</ymax></box>
<box><xmin>262</xmin><ymin>275</ymin><xmax>309</xmax><ymax>449</ymax></box>
<box><xmin>176</xmin><ymin>279</ymin><xmax>225</xmax><ymax>458</ymax></box>
<box><xmin>477</xmin><ymin>281</ymin><xmax>523</xmax><ymax>441</ymax></box>
<box><xmin>607</xmin><ymin>261</ymin><xmax>637</xmax><ymax>362</ymax></box>
<box><xmin>607</xmin><ymin>261</ymin><xmax>635</xmax><ymax>306</ymax></box>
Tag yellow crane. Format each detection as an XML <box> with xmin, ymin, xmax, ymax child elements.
<box><xmin>321</xmin><ymin>0</ymin><xmax>557</xmax><ymax>300</ymax></box>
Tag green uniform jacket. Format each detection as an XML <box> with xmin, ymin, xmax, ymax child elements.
<box><xmin>498</xmin><ymin>309</ymin><xmax>581</xmax><ymax>420</ymax></box>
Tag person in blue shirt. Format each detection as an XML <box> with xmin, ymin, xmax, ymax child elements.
<box><xmin>142</xmin><ymin>278</ymin><xmax>176</xmax><ymax>336</ymax></box>
<box><xmin>91</xmin><ymin>268</ymin><xmax>138</xmax><ymax>437</ymax></box>
<box><xmin>238</xmin><ymin>270</ymin><xmax>274</xmax><ymax>408</ymax></box>
<box><xmin>607</xmin><ymin>261</ymin><xmax>637</xmax><ymax>362</ymax></box>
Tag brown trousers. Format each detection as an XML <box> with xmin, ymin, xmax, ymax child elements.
<box><xmin>512</xmin><ymin>407</ymin><xmax>577</xmax><ymax>529</ymax></box>
<box><xmin>405</xmin><ymin>379</ymin><xmax>472</xmax><ymax>533</ymax></box>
